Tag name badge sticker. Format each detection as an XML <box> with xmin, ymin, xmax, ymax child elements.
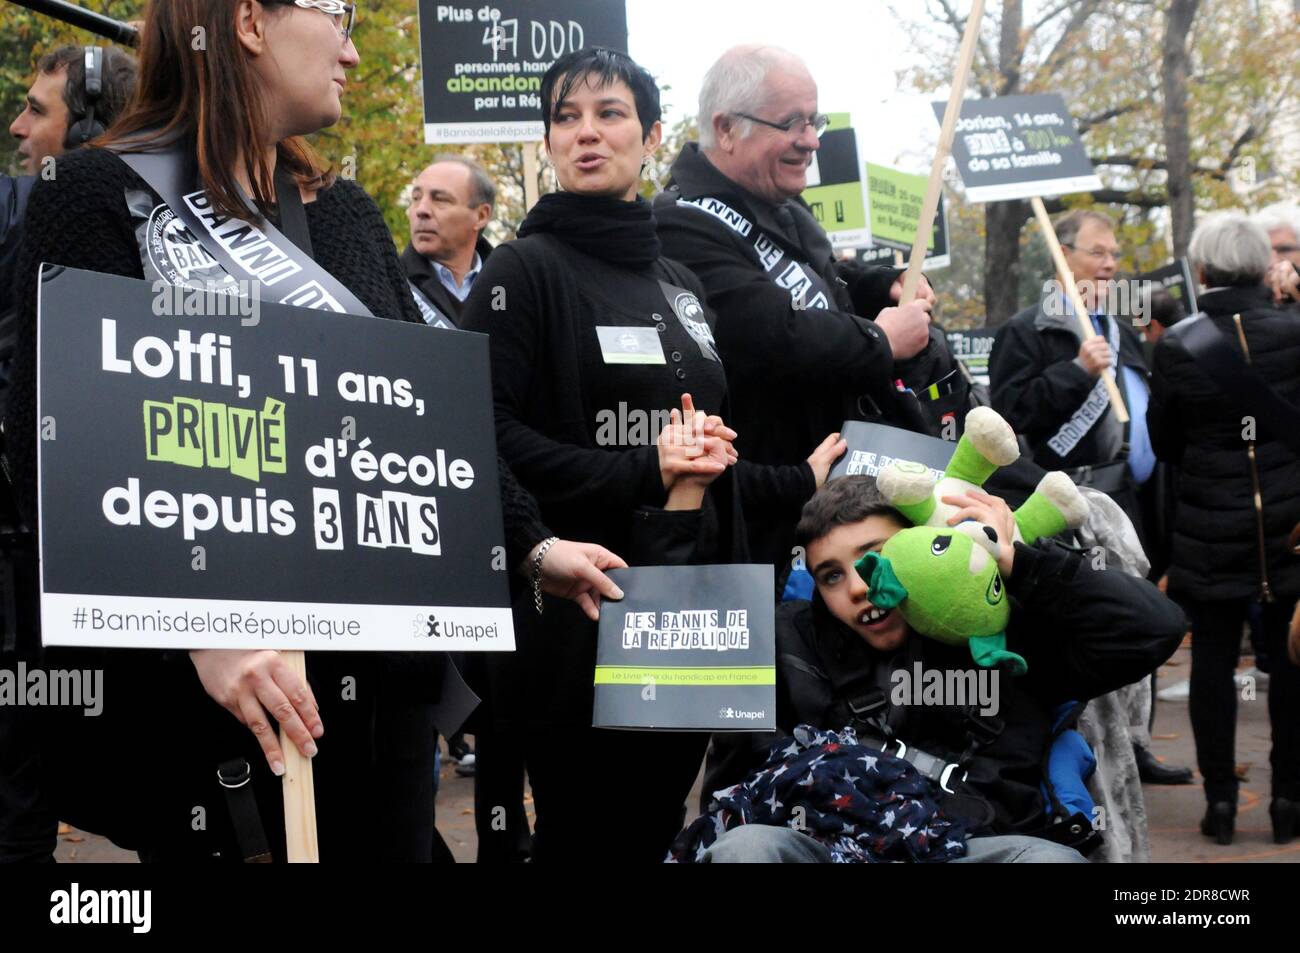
<box><xmin>596</xmin><ymin>326</ymin><xmax>666</xmax><ymax>365</ymax></box>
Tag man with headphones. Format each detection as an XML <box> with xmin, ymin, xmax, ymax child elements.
<box><xmin>1</xmin><ymin>43</ymin><xmax>136</xmax><ymax>864</ymax></box>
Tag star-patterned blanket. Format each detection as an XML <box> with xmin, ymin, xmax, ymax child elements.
<box><xmin>668</xmin><ymin>725</ymin><xmax>970</xmax><ymax>863</ymax></box>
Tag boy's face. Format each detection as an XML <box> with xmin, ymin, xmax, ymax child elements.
<box><xmin>807</xmin><ymin>515</ymin><xmax>910</xmax><ymax>653</ymax></box>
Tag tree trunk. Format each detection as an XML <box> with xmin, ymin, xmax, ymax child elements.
<box><xmin>984</xmin><ymin>198</ymin><xmax>1030</xmax><ymax>325</ymax></box>
<box><xmin>1162</xmin><ymin>0</ymin><xmax>1200</xmax><ymax>257</ymax></box>
<box><xmin>982</xmin><ymin>0</ymin><xmax>1027</xmax><ymax>326</ymax></box>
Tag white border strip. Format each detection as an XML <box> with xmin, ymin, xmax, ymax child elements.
<box><xmin>41</xmin><ymin>592</ymin><xmax>515</xmax><ymax>651</ymax></box>
<box><xmin>424</xmin><ymin>121</ymin><xmax>544</xmax><ymax>144</ymax></box>
<box><xmin>965</xmin><ymin>175</ymin><xmax>1104</xmax><ymax>204</ymax></box>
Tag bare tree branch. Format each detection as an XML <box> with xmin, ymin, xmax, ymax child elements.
<box><xmin>1031</xmin><ymin>0</ymin><xmax>1105</xmax><ymax>88</ymax></box>
<box><xmin>932</xmin><ymin>0</ymin><xmax>1000</xmax><ymax>96</ymax></box>
<box><xmin>1075</xmin><ymin>103</ymin><xmax>1142</xmax><ymax>134</ymax></box>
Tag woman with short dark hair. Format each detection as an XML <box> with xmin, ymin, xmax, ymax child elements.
<box><xmin>460</xmin><ymin>47</ymin><xmax>775</xmax><ymax>862</ymax></box>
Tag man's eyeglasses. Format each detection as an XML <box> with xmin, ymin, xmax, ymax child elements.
<box><xmin>1063</xmin><ymin>244</ymin><xmax>1121</xmax><ymax>263</ymax></box>
<box><xmin>270</xmin><ymin>0</ymin><xmax>356</xmax><ymax>42</ymax></box>
<box><xmin>734</xmin><ymin>111</ymin><xmax>830</xmax><ymax>139</ymax></box>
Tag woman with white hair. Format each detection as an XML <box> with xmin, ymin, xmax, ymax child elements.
<box><xmin>1251</xmin><ymin>202</ymin><xmax>1300</xmax><ymax>304</ymax></box>
<box><xmin>1148</xmin><ymin>211</ymin><xmax>1300</xmax><ymax>846</ymax></box>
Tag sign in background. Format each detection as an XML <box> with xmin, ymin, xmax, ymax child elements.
<box><xmin>418</xmin><ymin>0</ymin><xmax>629</xmax><ymax>144</ymax></box>
<box><xmin>1135</xmin><ymin>258</ymin><xmax>1199</xmax><ymax>319</ymax></box>
<box><xmin>864</xmin><ymin>162</ymin><xmax>951</xmax><ymax>268</ymax></box>
<box><xmin>829</xmin><ymin>420</ymin><xmax>957</xmax><ymax>483</ymax></box>
<box><xmin>37</xmin><ymin>267</ymin><xmax>514</xmax><ymax>651</ymax></box>
<box><xmin>936</xmin><ymin>93</ymin><xmax>1103</xmax><ymax>203</ymax></box>
<box><xmin>803</xmin><ymin>113</ymin><xmax>872</xmax><ymax>250</ymax></box>
<box><xmin>945</xmin><ymin>329</ymin><xmax>998</xmax><ymax>387</ymax></box>
<box><xmin>594</xmin><ymin>564</ymin><xmax>775</xmax><ymax>731</ymax></box>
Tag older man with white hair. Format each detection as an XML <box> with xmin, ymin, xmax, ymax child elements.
<box><xmin>1148</xmin><ymin>211</ymin><xmax>1300</xmax><ymax>846</ymax></box>
<box><xmin>1251</xmin><ymin>202</ymin><xmax>1300</xmax><ymax>305</ymax></box>
<box><xmin>654</xmin><ymin>44</ymin><xmax>942</xmax><ymax>569</ymax></box>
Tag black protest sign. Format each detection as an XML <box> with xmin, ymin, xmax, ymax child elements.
<box><xmin>1135</xmin><ymin>258</ymin><xmax>1199</xmax><ymax>319</ymax></box>
<box><xmin>829</xmin><ymin>420</ymin><xmax>956</xmax><ymax>483</ymax></box>
<box><xmin>36</xmin><ymin>266</ymin><xmax>513</xmax><ymax>651</ymax></box>
<box><xmin>594</xmin><ymin>565</ymin><xmax>775</xmax><ymax>731</ymax></box>
<box><xmin>945</xmin><ymin>329</ymin><xmax>998</xmax><ymax>387</ymax></box>
<box><xmin>934</xmin><ymin>93</ymin><xmax>1102</xmax><ymax>203</ymax></box>
<box><xmin>418</xmin><ymin>0</ymin><xmax>628</xmax><ymax>143</ymax></box>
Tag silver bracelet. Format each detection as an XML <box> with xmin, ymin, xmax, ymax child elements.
<box><xmin>531</xmin><ymin>536</ymin><xmax>559</xmax><ymax>615</ymax></box>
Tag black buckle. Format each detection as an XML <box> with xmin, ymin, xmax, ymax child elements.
<box><xmin>963</xmin><ymin>708</ymin><xmax>1004</xmax><ymax>748</ymax></box>
<box><xmin>217</xmin><ymin>758</ymin><xmax>252</xmax><ymax>790</ymax></box>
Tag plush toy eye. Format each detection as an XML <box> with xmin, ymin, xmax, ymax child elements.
<box><xmin>985</xmin><ymin>572</ymin><xmax>1004</xmax><ymax>605</ymax></box>
<box><xmin>930</xmin><ymin>535</ymin><xmax>952</xmax><ymax>556</ymax></box>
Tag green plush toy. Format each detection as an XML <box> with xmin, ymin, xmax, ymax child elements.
<box><xmin>854</xmin><ymin>407</ymin><xmax>1089</xmax><ymax>675</ymax></box>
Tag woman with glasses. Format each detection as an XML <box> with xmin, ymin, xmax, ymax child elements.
<box><xmin>7</xmin><ymin>0</ymin><xmax>626</xmax><ymax>862</ymax></box>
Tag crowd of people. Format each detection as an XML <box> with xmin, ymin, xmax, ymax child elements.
<box><xmin>1</xmin><ymin>0</ymin><xmax>1298</xmax><ymax>864</ymax></box>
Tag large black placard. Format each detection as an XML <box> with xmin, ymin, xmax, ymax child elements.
<box><xmin>37</xmin><ymin>266</ymin><xmax>514</xmax><ymax>651</ymax></box>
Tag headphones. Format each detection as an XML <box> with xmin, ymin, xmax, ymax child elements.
<box><xmin>64</xmin><ymin>46</ymin><xmax>105</xmax><ymax>149</ymax></box>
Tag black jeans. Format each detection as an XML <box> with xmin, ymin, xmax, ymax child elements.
<box><xmin>518</xmin><ymin>726</ymin><xmax>708</xmax><ymax>863</ymax></box>
<box><xmin>1185</xmin><ymin>596</ymin><xmax>1300</xmax><ymax>803</ymax></box>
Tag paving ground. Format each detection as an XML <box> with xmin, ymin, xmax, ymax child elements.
<box><xmin>52</xmin><ymin>639</ymin><xmax>1298</xmax><ymax>863</ymax></box>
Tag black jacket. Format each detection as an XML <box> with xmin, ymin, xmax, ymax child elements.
<box><xmin>5</xmin><ymin>147</ymin><xmax>550</xmax><ymax>859</ymax></box>
<box><xmin>400</xmin><ymin>232</ymin><xmax>493</xmax><ymax>328</ymax></box>
<box><xmin>460</xmin><ymin>231</ymin><xmax>752</xmax><ymax>728</ymax></box>
<box><xmin>991</xmin><ymin>299</ymin><xmax>1149</xmax><ymax>471</ymax></box>
<box><xmin>655</xmin><ymin>143</ymin><xmax>928</xmax><ymax>567</ymax></box>
<box><xmin>1148</xmin><ymin>284</ymin><xmax>1300</xmax><ymax>601</ymax></box>
<box><xmin>1</xmin><ymin>174</ymin><xmax>35</xmax><ymax>320</ymax></box>
<box><xmin>707</xmin><ymin>541</ymin><xmax>1185</xmax><ymax>835</ymax></box>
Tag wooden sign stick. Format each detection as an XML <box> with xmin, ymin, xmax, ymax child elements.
<box><xmin>900</xmin><ymin>0</ymin><xmax>986</xmax><ymax>306</ymax></box>
<box><xmin>281</xmin><ymin>649</ymin><xmax>319</xmax><ymax>862</ymax></box>
<box><xmin>1030</xmin><ymin>195</ymin><xmax>1128</xmax><ymax>423</ymax></box>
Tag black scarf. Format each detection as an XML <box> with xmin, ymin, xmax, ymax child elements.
<box><xmin>518</xmin><ymin>191</ymin><xmax>661</xmax><ymax>268</ymax></box>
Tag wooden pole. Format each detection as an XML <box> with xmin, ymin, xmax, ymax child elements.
<box><xmin>522</xmin><ymin>142</ymin><xmax>541</xmax><ymax>211</ymax></box>
<box><xmin>900</xmin><ymin>0</ymin><xmax>986</xmax><ymax>305</ymax></box>
<box><xmin>280</xmin><ymin>649</ymin><xmax>319</xmax><ymax>862</ymax></box>
<box><xmin>1030</xmin><ymin>196</ymin><xmax>1128</xmax><ymax>423</ymax></box>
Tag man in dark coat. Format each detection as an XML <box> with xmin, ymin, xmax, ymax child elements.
<box><xmin>2</xmin><ymin>43</ymin><xmax>137</xmax><ymax>864</ymax></box>
<box><xmin>401</xmin><ymin>156</ymin><xmax>496</xmax><ymax>329</ymax></box>
<box><xmin>654</xmin><ymin>44</ymin><xmax>942</xmax><ymax>570</ymax></box>
<box><xmin>1148</xmin><ymin>211</ymin><xmax>1300</xmax><ymax>844</ymax></box>
<box><xmin>989</xmin><ymin>210</ymin><xmax>1155</xmax><ymax>535</ymax></box>
<box><xmin>698</xmin><ymin>476</ymin><xmax>1185</xmax><ymax>862</ymax></box>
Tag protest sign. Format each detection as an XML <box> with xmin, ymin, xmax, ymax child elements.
<box><xmin>945</xmin><ymin>329</ymin><xmax>998</xmax><ymax>387</ymax></box>
<box><xmin>803</xmin><ymin>113</ymin><xmax>871</xmax><ymax>250</ymax></box>
<box><xmin>417</xmin><ymin>0</ymin><xmax>628</xmax><ymax>144</ymax></box>
<box><xmin>865</xmin><ymin>162</ymin><xmax>951</xmax><ymax>268</ymax></box>
<box><xmin>934</xmin><ymin>93</ymin><xmax>1103</xmax><ymax>204</ymax></box>
<box><xmin>36</xmin><ymin>266</ymin><xmax>515</xmax><ymax>652</ymax></box>
<box><xmin>594</xmin><ymin>565</ymin><xmax>775</xmax><ymax>731</ymax></box>
<box><xmin>1135</xmin><ymin>258</ymin><xmax>1199</xmax><ymax>319</ymax></box>
<box><xmin>936</xmin><ymin>90</ymin><xmax>1125</xmax><ymax>421</ymax></box>
<box><xmin>829</xmin><ymin>420</ymin><xmax>956</xmax><ymax>483</ymax></box>
<box><xmin>898</xmin><ymin>0</ymin><xmax>985</xmax><ymax>306</ymax></box>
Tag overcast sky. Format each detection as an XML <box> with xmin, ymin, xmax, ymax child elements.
<box><xmin>625</xmin><ymin>0</ymin><xmax>941</xmax><ymax>172</ymax></box>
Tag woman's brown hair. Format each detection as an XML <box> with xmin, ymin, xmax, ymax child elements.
<box><xmin>99</xmin><ymin>0</ymin><xmax>335</xmax><ymax>222</ymax></box>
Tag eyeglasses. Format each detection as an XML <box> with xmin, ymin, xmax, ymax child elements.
<box><xmin>267</xmin><ymin>0</ymin><xmax>356</xmax><ymax>42</ymax></box>
<box><xmin>734</xmin><ymin>111</ymin><xmax>830</xmax><ymax>139</ymax></box>
<box><xmin>1063</xmin><ymin>244</ymin><xmax>1121</xmax><ymax>263</ymax></box>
